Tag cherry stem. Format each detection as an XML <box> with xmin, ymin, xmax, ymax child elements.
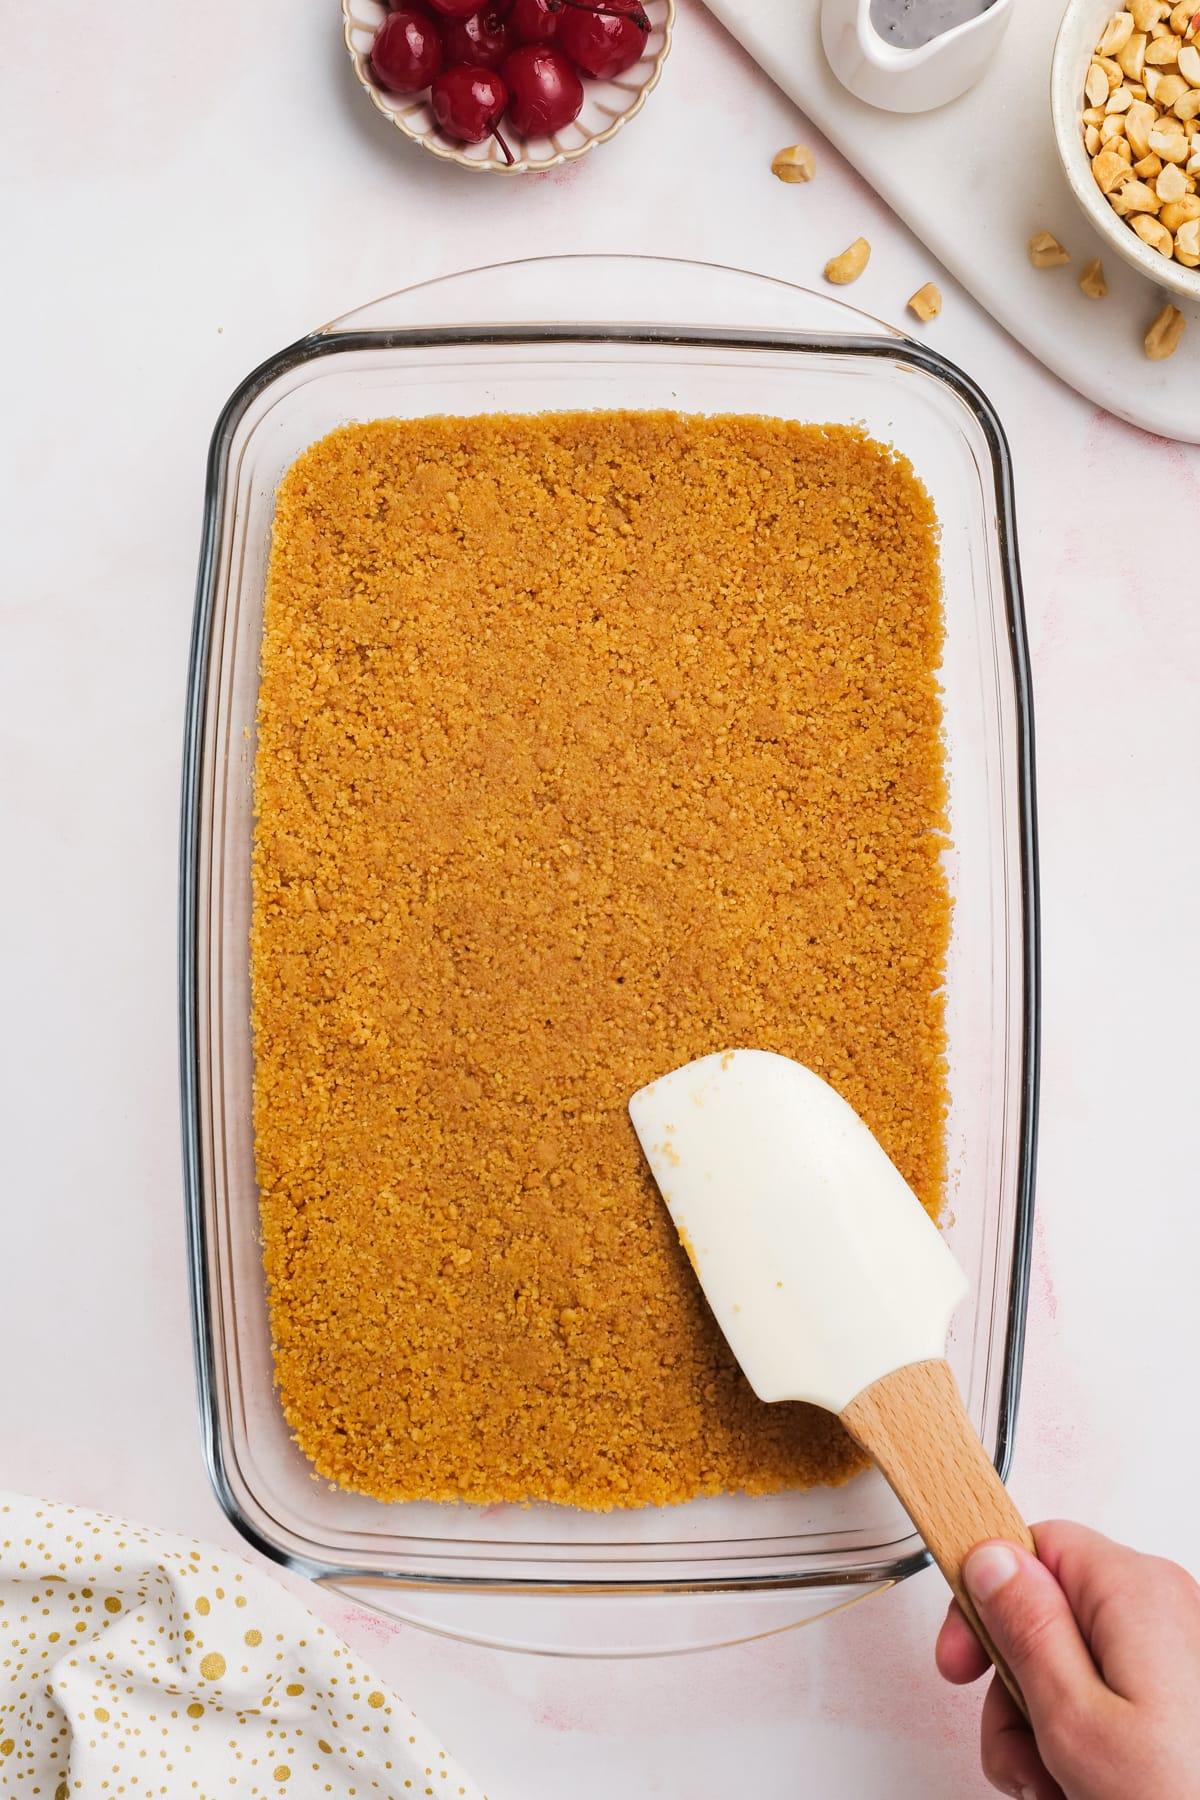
<box><xmin>493</xmin><ymin>124</ymin><xmax>515</xmax><ymax>166</ymax></box>
<box><xmin>555</xmin><ymin>0</ymin><xmax>650</xmax><ymax>28</ymax></box>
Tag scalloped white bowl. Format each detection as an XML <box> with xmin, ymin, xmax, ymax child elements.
<box><xmin>343</xmin><ymin>0</ymin><xmax>674</xmax><ymax>173</ymax></box>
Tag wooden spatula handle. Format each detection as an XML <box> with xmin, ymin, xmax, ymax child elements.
<box><xmin>840</xmin><ymin>1357</ymin><xmax>1035</xmax><ymax>1722</ymax></box>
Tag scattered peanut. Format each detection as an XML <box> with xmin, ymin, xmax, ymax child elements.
<box><xmin>823</xmin><ymin>237</ymin><xmax>871</xmax><ymax>284</ymax></box>
<box><xmin>1028</xmin><ymin>229</ymin><xmax>1071</xmax><ymax>267</ymax></box>
<box><xmin>1144</xmin><ymin>300</ymin><xmax>1186</xmax><ymax>355</ymax></box>
<box><xmin>907</xmin><ymin>281</ymin><xmax>942</xmax><ymax>322</ymax></box>
<box><xmin>771</xmin><ymin>143</ymin><xmax>816</xmax><ymax>184</ymax></box>
<box><xmin>1083</xmin><ymin>8</ymin><xmax>1200</xmax><ymax>265</ymax></box>
<box><xmin>1079</xmin><ymin>255</ymin><xmax>1110</xmax><ymax>295</ymax></box>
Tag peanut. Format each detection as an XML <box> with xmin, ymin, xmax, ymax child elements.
<box><xmin>1094</xmin><ymin>145</ymin><xmax>1137</xmax><ymax>188</ymax></box>
<box><xmin>1151</xmin><ymin>70</ymin><xmax>1190</xmax><ymax>102</ymax></box>
<box><xmin>1028</xmin><ymin>230</ymin><xmax>1071</xmax><ymax>266</ymax></box>
<box><xmin>906</xmin><ymin>282</ymin><xmax>942</xmax><ymax>322</ymax></box>
<box><xmin>1079</xmin><ymin>256</ymin><xmax>1110</xmax><ymax>295</ymax></box>
<box><xmin>823</xmin><ymin>237</ymin><xmax>870</xmax><ymax>285</ymax></box>
<box><xmin>1087</xmin><ymin>60</ymin><xmax>1112</xmax><ymax>104</ymax></box>
<box><xmin>1117</xmin><ymin>30</ymin><xmax>1148</xmax><ymax>76</ymax></box>
<box><xmin>1100</xmin><ymin>10</ymin><xmax>1136</xmax><ymax>51</ymax></box>
<box><xmin>771</xmin><ymin>144</ymin><xmax>816</xmax><ymax>183</ymax></box>
<box><xmin>1177</xmin><ymin>214</ymin><xmax>1200</xmax><ymax>255</ymax></box>
<box><xmin>1126</xmin><ymin>97</ymin><xmax>1158</xmax><ymax>152</ymax></box>
<box><xmin>1156</xmin><ymin>157</ymin><xmax>1190</xmax><ymax>195</ymax></box>
<box><xmin>1150</xmin><ymin>115</ymin><xmax>1190</xmax><ymax>155</ymax></box>
<box><xmin>1144</xmin><ymin>301</ymin><xmax>1185</xmax><ymax>355</ymax></box>
<box><xmin>1111</xmin><ymin>175</ymin><xmax>1162</xmax><ymax>209</ymax></box>
<box><xmin>1131</xmin><ymin>210</ymin><xmax>1175</xmax><ymax>248</ymax></box>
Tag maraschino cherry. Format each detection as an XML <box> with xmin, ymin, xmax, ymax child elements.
<box><xmin>502</xmin><ymin>44</ymin><xmax>583</xmax><ymax>132</ymax></box>
<box><xmin>425</xmin><ymin>0</ymin><xmax>495</xmax><ymax>19</ymax></box>
<box><xmin>431</xmin><ymin>64</ymin><xmax>514</xmax><ymax>160</ymax></box>
<box><xmin>439</xmin><ymin>6</ymin><xmax>513</xmax><ymax>69</ymax></box>
<box><xmin>370</xmin><ymin>8</ymin><xmax>444</xmax><ymax>92</ymax></box>
<box><xmin>507</xmin><ymin>0</ymin><xmax>562</xmax><ymax>45</ymax></box>
<box><xmin>557</xmin><ymin>0</ymin><xmax>648</xmax><ymax>77</ymax></box>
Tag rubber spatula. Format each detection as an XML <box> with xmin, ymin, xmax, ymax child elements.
<box><xmin>629</xmin><ymin>1047</ymin><xmax>1034</xmax><ymax>1717</ymax></box>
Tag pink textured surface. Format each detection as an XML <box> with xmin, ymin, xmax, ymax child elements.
<box><xmin>2</xmin><ymin>0</ymin><xmax>1198</xmax><ymax>1793</ymax></box>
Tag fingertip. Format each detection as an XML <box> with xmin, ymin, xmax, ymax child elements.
<box><xmin>979</xmin><ymin>1674</ymin><xmax>1062</xmax><ymax>1799</ymax></box>
<box><xmin>936</xmin><ymin>1599</ymin><xmax>991</xmax><ymax>1684</ymax></box>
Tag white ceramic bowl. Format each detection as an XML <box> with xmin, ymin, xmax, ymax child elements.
<box><xmin>1051</xmin><ymin>0</ymin><xmax>1200</xmax><ymax>301</ymax></box>
<box><xmin>343</xmin><ymin>0</ymin><xmax>674</xmax><ymax>174</ymax></box>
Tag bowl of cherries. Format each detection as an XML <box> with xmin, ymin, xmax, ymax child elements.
<box><xmin>344</xmin><ymin>0</ymin><xmax>673</xmax><ymax>172</ymax></box>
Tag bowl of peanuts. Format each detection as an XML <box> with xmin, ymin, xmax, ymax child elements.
<box><xmin>1052</xmin><ymin>0</ymin><xmax>1200</xmax><ymax>302</ymax></box>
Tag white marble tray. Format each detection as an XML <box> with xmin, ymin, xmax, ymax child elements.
<box><xmin>701</xmin><ymin>0</ymin><xmax>1199</xmax><ymax>441</ymax></box>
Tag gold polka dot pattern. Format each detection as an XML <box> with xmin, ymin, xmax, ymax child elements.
<box><xmin>0</xmin><ymin>1492</ymin><xmax>487</xmax><ymax>1798</ymax></box>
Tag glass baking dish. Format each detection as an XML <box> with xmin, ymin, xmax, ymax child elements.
<box><xmin>180</xmin><ymin>256</ymin><xmax>1039</xmax><ymax>1656</ymax></box>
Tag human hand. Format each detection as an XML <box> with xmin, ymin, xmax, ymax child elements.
<box><xmin>936</xmin><ymin>1520</ymin><xmax>1200</xmax><ymax>1799</ymax></box>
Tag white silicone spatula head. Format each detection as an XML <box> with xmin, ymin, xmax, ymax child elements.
<box><xmin>629</xmin><ymin>1047</ymin><xmax>1036</xmax><ymax>1723</ymax></box>
<box><xmin>628</xmin><ymin>1048</ymin><xmax>968</xmax><ymax>1413</ymax></box>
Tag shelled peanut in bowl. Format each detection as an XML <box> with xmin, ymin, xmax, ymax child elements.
<box><xmin>1082</xmin><ymin>2</ymin><xmax>1200</xmax><ymax>269</ymax></box>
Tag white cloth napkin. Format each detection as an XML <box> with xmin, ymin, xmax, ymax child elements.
<box><xmin>0</xmin><ymin>1492</ymin><xmax>487</xmax><ymax>1799</ymax></box>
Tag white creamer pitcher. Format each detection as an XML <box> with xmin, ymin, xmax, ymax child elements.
<box><xmin>821</xmin><ymin>0</ymin><xmax>1017</xmax><ymax>111</ymax></box>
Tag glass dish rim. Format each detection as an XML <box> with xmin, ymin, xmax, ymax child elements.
<box><xmin>179</xmin><ymin>319</ymin><xmax>1041</xmax><ymax>1598</ymax></box>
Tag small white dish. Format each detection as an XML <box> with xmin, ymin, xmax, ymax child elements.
<box><xmin>1051</xmin><ymin>0</ymin><xmax>1200</xmax><ymax>301</ymax></box>
<box><xmin>343</xmin><ymin>0</ymin><xmax>673</xmax><ymax>174</ymax></box>
<box><xmin>820</xmin><ymin>0</ymin><xmax>1015</xmax><ymax>114</ymax></box>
